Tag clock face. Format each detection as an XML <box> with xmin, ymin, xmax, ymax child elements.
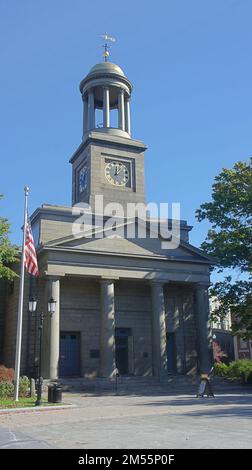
<box><xmin>105</xmin><ymin>161</ymin><xmax>130</xmax><ymax>186</ymax></box>
<box><xmin>79</xmin><ymin>167</ymin><xmax>88</xmax><ymax>193</ymax></box>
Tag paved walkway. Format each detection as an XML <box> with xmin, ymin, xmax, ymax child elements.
<box><xmin>0</xmin><ymin>392</ymin><xmax>251</xmax><ymax>449</ymax></box>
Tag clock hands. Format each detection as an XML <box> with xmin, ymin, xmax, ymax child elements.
<box><xmin>114</xmin><ymin>164</ymin><xmax>123</xmax><ymax>176</ymax></box>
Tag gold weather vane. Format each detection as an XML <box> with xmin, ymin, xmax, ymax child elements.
<box><xmin>101</xmin><ymin>32</ymin><xmax>116</xmax><ymax>62</ymax></box>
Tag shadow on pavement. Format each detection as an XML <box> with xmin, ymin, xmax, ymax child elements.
<box><xmin>134</xmin><ymin>395</ymin><xmax>252</xmax><ymax>418</ymax></box>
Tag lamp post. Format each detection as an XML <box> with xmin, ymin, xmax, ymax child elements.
<box><xmin>29</xmin><ymin>296</ymin><xmax>57</xmax><ymax>406</ymax></box>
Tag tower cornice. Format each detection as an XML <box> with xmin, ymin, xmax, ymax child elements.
<box><xmin>80</xmin><ymin>72</ymin><xmax>133</xmax><ymax>96</ymax></box>
<box><xmin>69</xmin><ymin>131</ymin><xmax>147</xmax><ymax>164</ymax></box>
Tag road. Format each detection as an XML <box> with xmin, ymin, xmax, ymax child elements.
<box><xmin>0</xmin><ymin>392</ymin><xmax>252</xmax><ymax>449</ymax></box>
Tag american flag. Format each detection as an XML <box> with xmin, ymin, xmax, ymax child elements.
<box><xmin>24</xmin><ymin>215</ymin><xmax>39</xmax><ymax>277</ymax></box>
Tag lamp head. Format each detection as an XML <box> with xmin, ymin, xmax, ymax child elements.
<box><xmin>29</xmin><ymin>297</ymin><xmax>37</xmax><ymax>313</ymax></box>
<box><xmin>48</xmin><ymin>297</ymin><xmax>57</xmax><ymax>316</ymax></box>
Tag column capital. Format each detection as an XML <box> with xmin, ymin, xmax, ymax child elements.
<box><xmin>195</xmin><ymin>282</ymin><xmax>211</xmax><ymax>290</ymax></box>
<box><xmin>46</xmin><ymin>275</ymin><xmax>63</xmax><ymax>282</ymax></box>
<box><xmin>150</xmin><ymin>279</ymin><xmax>167</xmax><ymax>286</ymax></box>
<box><xmin>100</xmin><ymin>277</ymin><xmax>119</xmax><ymax>283</ymax></box>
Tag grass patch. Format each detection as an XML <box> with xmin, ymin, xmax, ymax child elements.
<box><xmin>0</xmin><ymin>397</ymin><xmax>37</xmax><ymax>408</ymax></box>
<box><xmin>0</xmin><ymin>397</ymin><xmax>64</xmax><ymax>409</ymax></box>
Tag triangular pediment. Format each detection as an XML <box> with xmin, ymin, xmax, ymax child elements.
<box><xmin>44</xmin><ymin>218</ymin><xmax>215</xmax><ymax>264</ymax></box>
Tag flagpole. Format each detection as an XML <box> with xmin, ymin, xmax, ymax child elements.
<box><xmin>14</xmin><ymin>186</ymin><xmax>29</xmax><ymax>402</ymax></box>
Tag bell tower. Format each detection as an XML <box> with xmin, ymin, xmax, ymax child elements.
<box><xmin>70</xmin><ymin>47</ymin><xmax>147</xmax><ymax>213</ymax></box>
<box><xmin>80</xmin><ymin>61</ymin><xmax>132</xmax><ymax>140</ymax></box>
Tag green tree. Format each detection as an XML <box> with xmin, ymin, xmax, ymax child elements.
<box><xmin>0</xmin><ymin>195</ymin><xmax>18</xmax><ymax>280</ymax></box>
<box><xmin>196</xmin><ymin>159</ymin><xmax>252</xmax><ymax>338</ymax></box>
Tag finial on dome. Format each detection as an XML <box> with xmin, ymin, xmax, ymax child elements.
<box><xmin>101</xmin><ymin>32</ymin><xmax>116</xmax><ymax>62</ymax></box>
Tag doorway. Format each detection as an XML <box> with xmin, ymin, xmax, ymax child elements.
<box><xmin>115</xmin><ymin>328</ymin><xmax>132</xmax><ymax>375</ymax></box>
<box><xmin>59</xmin><ymin>332</ymin><xmax>80</xmax><ymax>377</ymax></box>
<box><xmin>166</xmin><ymin>333</ymin><xmax>177</xmax><ymax>374</ymax></box>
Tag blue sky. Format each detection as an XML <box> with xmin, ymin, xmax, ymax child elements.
<box><xmin>0</xmin><ymin>1</ymin><xmax>251</xmax><ymax>281</ymax></box>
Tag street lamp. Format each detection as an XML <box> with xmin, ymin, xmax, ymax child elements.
<box><xmin>29</xmin><ymin>296</ymin><xmax>57</xmax><ymax>406</ymax></box>
<box><xmin>28</xmin><ymin>297</ymin><xmax>37</xmax><ymax>314</ymax></box>
<box><xmin>48</xmin><ymin>297</ymin><xmax>57</xmax><ymax>316</ymax></box>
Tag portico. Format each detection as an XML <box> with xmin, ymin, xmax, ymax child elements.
<box><xmin>40</xmin><ymin>279</ymin><xmax>211</xmax><ymax>380</ymax></box>
<box><xmin>35</xmin><ymin>222</ymin><xmax>213</xmax><ymax>381</ymax></box>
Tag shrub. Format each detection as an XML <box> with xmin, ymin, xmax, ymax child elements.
<box><xmin>0</xmin><ymin>365</ymin><xmax>14</xmax><ymax>382</ymax></box>
<box><xmin>19</xmin><ymin>376</ymin><xmax>30</xmax><ymax>397</ymax></box>
<box><xmin>0</xmin><ymin>380</ymin><xmax>14</xmax><ymax>398</ymax></box>
<box><xmin>0</xmin><ymin>375</ymin><xmax>31</xmax><ymax>399</ymax></box>
<box><xmin>214</xmin><ymin>359</ymin><xmax>252</xmax><ymax>383</ymax></box>
<box><xmin>227</xmin><ymin>360</ymin><xmax>252</xmax><ymax>383</ymax></box>
<box><xmin>214</xmin><ymin>362</ymin><xmax>228</xmax><ymax>378</ymax></box>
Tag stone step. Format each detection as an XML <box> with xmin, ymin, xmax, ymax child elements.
<box><xmin>55</xmin><ymin>376</ymin><xmax>162</xmax><ymax>392</ymax></box>
<box><xmin>45</xmin><ymin>376</ymin><xmax>252</xmax><ymax>394</ymax></box>
<box><xmin>55</xmin><ymin>375</ymin><xmax>196</xmax><ymax>392</ymax></box>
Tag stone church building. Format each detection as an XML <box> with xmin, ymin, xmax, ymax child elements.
<box><xmin>0</xmin><ymin>59</ymin><xmax>214</xmax><ymax>382</ymax></box>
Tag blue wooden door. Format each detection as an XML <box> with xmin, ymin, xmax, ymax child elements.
<box><xmin>59</xmin><ymin>333</ymin><xmax>80</xmax><ymax>377</ymax></box>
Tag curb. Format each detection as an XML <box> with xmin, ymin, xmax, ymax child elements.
<box><xmin>0</xmin><ymin>403</ymin><xmax>76</xmax><ymax>414</ymax></box>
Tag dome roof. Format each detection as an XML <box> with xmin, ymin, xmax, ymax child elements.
<box><xmin>88</xmin><ymin>61</ymin><xmax>125</xmax><ymax>77</ymax></box>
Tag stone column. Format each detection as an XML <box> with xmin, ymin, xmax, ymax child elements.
<box><xmin>48</xmin><ymin>277</ymin><xmax>60</xmax><ymax>380</ymax></box>
<box><xmin>118</xmin><ymin>88</ymin><xmax>125</xmax><ymax>131</ymax></box>
<box><xmin>88</xmin><ymin>90</ymin><xmax>95</xmax><ymax>130</ymax></box>
<box><xmin>99</xmin><ymin>279</ymin><xmax>116</xmax><ymax>378</ymax></box>
<box><xmin>151</xmin><ymin>281</ymin><xmax>167</xmax><ymax>377</ymax></box>
<box><xmin>103</xmin><ymin>86</ymin><xmax>110</xmax><ymax>128</ymax></box>
<box><xmin>82</xmin><ymin>96</ymin><xmax>88</xmax><ymax>139</ymax></box>
<box><xmin>125</xmin><ymin>97</ymin><xmax>131</xmax><ymax>135</ymax></box>
<box><xmin>195</xmin><ymin>284</ymin><xmax>212</xmax><ymax>374</ymax></box>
